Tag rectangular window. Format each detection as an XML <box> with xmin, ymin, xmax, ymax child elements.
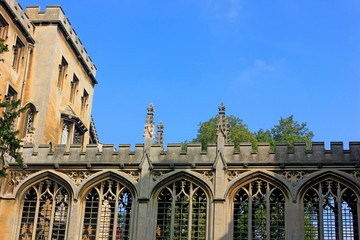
<box><xmin>0</xmin><ymin>14</ymin><xmax>9</xmax><ymax>39</ymax></box>
<box><xmin>70</xmin><ymin>74</ymin><xmax>79</xmax><ymax>104</ymax></box>
<box><xmin>81</xmin><ymin>89</ymin><xmax>89</xmax><ymax>117</ymax></box>
<box><xmin>5</xmin><ymin>85</ymin><xmax>17</xmax><ymax>102</ymax></box>
<box><xmin>12</xmin><ymin>37</ymin><xmax>24</xmax><ymax>72</ymax></box>
<box><xmin>57</xmin><ymin>57</ymin><xmax>68</xmax><ymax>90</ymax></box>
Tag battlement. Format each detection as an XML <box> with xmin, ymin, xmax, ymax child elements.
<box><xmin>18</xmin><ymin>142</ymin><xmax>360</xmax><ymax>167</ymax></box>
<box><xmin>1</xmin><ymin>0</ymin><xmax>35</xmax><ymax>42</ymax></box>
<box><xmin>25</xmin><ymin>5</ymin><xmax>97</xmax><ymax>84</ymax></box>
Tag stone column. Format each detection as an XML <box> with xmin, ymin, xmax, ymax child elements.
<box><xmin>285</xmin><ymin>200</ymin><xmax>302</xmax><ymax>240</ymax></box>
<box><xmin>67</xmin><ymin>199</ymin><xmax>82</xmax><ymax>239</ymax></box>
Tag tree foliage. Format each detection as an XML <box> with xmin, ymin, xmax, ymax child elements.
<box><xmin>0</xmin><ymin>99</ymin><xmax>25</xmax><ymax>177</ymax></box>
<box><xmin>190</xmin><ymin>115</ymin><xmax>254</xmax><ymax>150</ymax></box>
<box><xmin>0</xmin><ymin>38</ymin><xmax>8</xmax><ymax>54</ymax></box>
<box><xmin>187</xmin><ymin>115</ymin><xmax>314</xmax><ymax>151</ymax></box>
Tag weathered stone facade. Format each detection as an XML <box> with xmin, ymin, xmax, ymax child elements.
<box><xmin>1</xmin><ymin>103</ymin><xmax>359</xmax><ymax>239</ymax></box>
<box><xmin>0</xmin><ymin>1</ymin><xmax>359</xmax><ymax>240</ymax></box>
<box><xmin>0</xmin><ymin>0</ymin><xmax>98</xmax><ymax>151</ymax></box>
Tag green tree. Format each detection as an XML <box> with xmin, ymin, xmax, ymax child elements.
<box><xmin>268</xmin><ymin>115</ymin><xmax>314</xmax><ymax>151</ymax></box>
<box><xmin>0</xmin><ymin>99</ymin><xmax>25</xmax><ymax>177</ymax></box>
<box><xmin>187</xmin><ymin>115</ymin><xmax>314</xmax><ymax>151</ymax></box>
<box><xmin>189</xmin><ymin>115</ymin><xmax>255</xmax><ymax>150</ymax></box>
<box><xmin>0</xmin><ymin>38</ymin><xmax>8</xmax><ymax>54</ymax></box>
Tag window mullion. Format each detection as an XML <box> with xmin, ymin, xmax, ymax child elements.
<box><xmin>266</xmin><ymin>185</ymin><xmax>270</xmax><ymax>240</ymax></box>
<box><xmin>248</xmin><ymin>186</ymin><xmax>253</xmax><ymax>240</ymax></box>
<box><xmin>31</xmin><ymin>188</ymin><xmax>40</xmax><ymax>240</ymax></box>
<box><xmin>112</xmin><ymin>183</ymin><xmax>120</xmax><ymax>240</ymax></box>
<box><xmin>95</xmin><ymin>183</ymin><xmax>104</xmax><ymax>239</ymax></box>
<box><xmin>47</xmin><ymin>192</ymin><xmax>56</xmax><ymax>240</ymax></box>
<box><xmin>337</xmin><ymin>184</ymin><xmax>343</xmax><ymax>240</ymax></box>
<box><xmin>319</xmin><ymin>184</ymin><xmax>324</xmax><ymax>240</ymax></box>
<box><xmin>170</xmin><ymin>184</ymin><xmax>175</xmax><ymax>240</ymax></box>
<box><xmin>188</xmin><ymin>183</ymin><xmax>193</xmax><ymax>240</ymax></box>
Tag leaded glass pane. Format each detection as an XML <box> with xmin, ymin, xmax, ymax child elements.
<box><xmin>156</xmin><ymin>180</ymin><xmax>207</xmax><ymax>240</ymax></box>
<box><xmin>18</xmin><ymin>179</ymin><xmax>69</xmax><ymax>240</ymax></box>
<box><xmin>233</xmin><ymin>180</ymin><xmax>285</xmax><ymax>240</ymax></box>
<box><xmin>82</xmin><ymin>180</ymin><xmax>133</xmax><ymax>240</ymax></box>
<box><xmin>303</xmin><ymin>180</ymin><xmax>360</xmax><ymax>240</ymax></box>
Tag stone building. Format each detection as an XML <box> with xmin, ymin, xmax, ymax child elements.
<box><xmin>0</xmin><ymin>1</ymin><xmax>360</xmax><ymax>240</ymax></box>
<box><xmin>0</xmin><ymin>0</ymin><xmax>99</xmax><ymax>150</ymax></box>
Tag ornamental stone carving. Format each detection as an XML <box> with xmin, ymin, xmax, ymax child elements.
<box><xmin>6</xmin><ymin>170</ymin><xmax>36</xmax><ymax>194</ymax></box>
<box><xmin>226</xmin><ymin>170</ymin><xmax>248</xmax><ymax>182</ymax></box>
<box><xmin>123</xmin><ymin>170</ymin><xmax>140</xmax><ymax>182</ymax></box>
<box><xmin>63</xmin><ymin>170</ymin><xmax>94</xmax><ymax>186</ymax></box>
<box><xmin>194</xmin><ymin>170</ymin><xmax>214</xmax><ymax>183</ymax></box>
<box><xmin>151</xmin><ymin>170</ymin><xmax>172</xmax><ymax>181</ymax></box>
<box><xmin>280</xmin><ymin>170</ymin><xmax>310</xmax><ymax>187</ymax></box>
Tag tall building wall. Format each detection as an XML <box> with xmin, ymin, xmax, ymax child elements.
<box><xmin>0</xmin><ymin>1</ymin><xmax>98</xmax><ymax>149</ymax></box>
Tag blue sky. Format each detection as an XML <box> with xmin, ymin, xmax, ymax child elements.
<box><xmin>21</xmin><ymin>0</ymin><xmax>360</xmax><ymax>149</ymax></box>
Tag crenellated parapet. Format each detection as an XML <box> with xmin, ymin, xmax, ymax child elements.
<box><xmin>25</xmin><ymin>5</ymin><xmax>97</xmax><ymax>83</ymax></box>
<box><xmin>17</xmin><ymin>141</ymin><xmax>360</xmax><ymax>167</ymax></box>
<box><xmin>1</xmin><ymin>0</ymin><xmax>35</xmax><ymax>42</ymax></box>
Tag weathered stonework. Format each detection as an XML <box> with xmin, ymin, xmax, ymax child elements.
<box><xmin>0</xmin><ymin>1</ymin><xmax>359</xmax><ymax>240</ymax></box>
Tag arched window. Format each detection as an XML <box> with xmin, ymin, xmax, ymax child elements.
<box><xmin>233</xmin><ymin>180</ymin><xmax>286</xmax><ymax>240</ymax></box>
<box><xmin>156</xmin><ymin>180</ymin><xmax>207</xmax><ymax>240</ymax></box>
<box><xmin>18</xmin><ymin>179</ymin><xmax>70</xmax><ymax>240</ymax></box>
<box><xmin>303</xmin><ymin>179</ymin><xmax>359</xmax><ymax>240</ymax></box>
<box><xmin>82</xmin><ymin>180</ymin><xmax>133</xmax><ymax>240</ymax></box>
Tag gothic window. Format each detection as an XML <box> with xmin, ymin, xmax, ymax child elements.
<box><xmin>70</xmin><ymin>74</ymin><xmax>79</xmax><ymax>104</ymax></box>
<box><xmin>21</xmin><ymin>104</ymin><xmax>36</xmax><ymax>140</ymax></box>
<box><xmin>5</xmin><ymin>85</ymin><xmax>17</xmax><ymax>102</ymax></box>
<box><xmin>81</xmin><ymin>89</ymin><xmax>89</xmax><ymax>117</ymax></box>
<box><xmin>82</xmin><ymin>180</ymin><xmax>133</xmax><ymax>240</ymax></box>
<box><xmin>233</xmin><ymin>180</ymin><xmax>285</xmax><ymax>240</ymax></box>
<box><xmin>156</xmin><ymin>180</ymin><xmax>208</xmax><ymax>240</ymax></box>
<box><xmin>73</xmin><ymin>125</ymin><xmax>83</xmax><ymax>145</ymax></box>
<box><xmin>0</xmin><ymin>14</ymin><xmax>9</xmax><ymax>39</ymax></box>
<box><xmin>4</xmin><ymin>85</ymin><xmax>17</xmax><ymax>115</ymax></box>
<box><xmin>303</xmin><ymin>180</ymin><xmax>359</xmax><ymax>240</ymax></box>
<box><xmin>61</xmin><ymin>122</ymin><xmax>70</xmax><ymax>145</ymax></box>
<box><xmin>12</xmin><ymin>37</ymin><xmax>24</xmax><ymax>72</ymax></box>
<box><xmin>58</xmin><ymin>57</ymin><xmax>68</xmax><ymax>90</ymax></box>
<box><xmin>18</xmin><ymin>179</ymin><xmax>70</xmax><ymax>240</ymax></box>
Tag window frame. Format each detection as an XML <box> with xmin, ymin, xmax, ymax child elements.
<box><xmin>80</xmin><ymin>179</ymin><xmax>135</xmax><ymax>240</ymax></box>
<box><xmin>302</xmin><ymin>177</ymin><xmax>360</xmax><ymax>240</ymax></box>
<box><xmin>57</xmin><ymin>57</ymin><xmax>68</xmax><ymax>91</ymax></box>
<box><xmin>154</xmin><ymin>178</ymin><xmax>210</xmax><ymax>240</ymax></box>
<box><xmin>17</xmin><ymin>178</ymin><xmax>71</xmax><ymax>240</ymax></box>
<box><xmin>0</xmin><ymin>14</ymin><xmax>9</xmax><ymax>39</ymax></box>
<box><xmin>230</xmin><ymin>178</ymin><xmax>288</xmax><ymax>240</ymax></box>
<box><xmin>12</xmin><ymin>37</ymin><xmax>25</xmax><ymax>72</ymax></box>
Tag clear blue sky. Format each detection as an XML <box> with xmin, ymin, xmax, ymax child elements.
<box><xmin>21</xmin><ymin>0</ymin><xmax>360</xmax><ymax>149</ymax></box>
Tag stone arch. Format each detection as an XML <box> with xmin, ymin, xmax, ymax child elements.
<box><xmin>19</xmin><ymin>102</ymin><xmax>37</xmax><ymax>140</ymax></box>
<box><xmin>296</xmin><ymin>170</ymin><xmax>360</xmax><ymax>201</ymax></box>
<box><xmin>151</xmin><ymin>170</ymin><xmax>213</xmax><ymax>240</ymax></box>
<box><xmin>77</xmin><ymin>170</ymin><xmax>138</xmax><ymax>201</ymax></box>
<box><xmin>297</xmin><ymin>170</ymin><xmax>360</xmax><ymax>240</ymax></box>
<box><xmin>14</xmin><ymin>170</ymin><xmax>75</xmax><ymax>199</ymax></box>
<box><xmin>227</xmin><ymin>170</ymin><xmax>290</xmax><ymax>240</ymax></box>
<box><xmin>226</xmin><ymin>170</ymin><xmax>291</xmax><ymax>201</ymax></box>
<box><xmin>15</xmin><ymin>170</ymin><xmax>74</xmax><ymax>240</ymax></box>
<box><xmin>151</xmin><ymin>170</ymin><xmax>214</xmax><ymax>200</ymax></box>
<box><xmin>78</xmin><ymin>170</ymin><xmax>137</xmax><ymax>240</ymax></box>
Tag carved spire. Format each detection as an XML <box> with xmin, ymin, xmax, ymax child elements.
<box><xmin>217</xmin><ymin>102</ymin><xmax>231</xmax><ymax>144</ymax></box>
<box><xmin>143</xmin><ymin>103</ymin><xmax>155</xmax><ymax>139</ymax></box>
<box><xmin>155</xmin><ymin>121</ymin><xmax>164</xmax><ymax>150</ymax></box>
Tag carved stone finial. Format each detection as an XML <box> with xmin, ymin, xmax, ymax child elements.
<box><xmin>144</xmin><ymin>103</ymin><xmax>155</xmax><ymax>139</ymax></box>
<box><xmin>155</xmin><ymin>121</ymin><xmax>164</xmax><ymax>150</ymax></box>
<box><xmin>218</xmin><ymin>102</ymin><xmax>226</xmax><ymax>112</ymax></box>
<box><xmin>217</xmin><ymin>102</ymin><xmax>231</xmax><ymax>144</ymax></box>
